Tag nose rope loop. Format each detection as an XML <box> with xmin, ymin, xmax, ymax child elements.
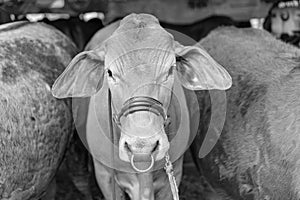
<box><xmin>130</xmin><ymin>154</ymin><xmax>154</xmax><ymax>173</ymax></box>
<box><xmin>114</xmin><ymin>96</ymin><xmax>168</xmax><ymax>126</ymax></box>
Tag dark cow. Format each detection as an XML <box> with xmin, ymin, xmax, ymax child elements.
<box><xmin>160</xmin><ymin>15</ymin><xmax>235</xmax><ymax>41</ymax></box>
<box><xmin>0</xmin><ymin>21</ymin><xmax>76</xmax><ymax>200</ymax></box>
<box><xmin>52</xmin><ymin>13</ymin><xmax>232</xmax><ymax>200</ymax></box>
<box><xmin>41</xmin><ymin>17</ymin><xmax>104</xmax><ymax>51</ymax></box>
<box><xmin>191</xmin><ymin>27</ymin><xmax>300</xmax><ymax>199</ymax></box>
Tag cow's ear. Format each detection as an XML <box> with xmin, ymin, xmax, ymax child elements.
<box><xmin>52</xmin><ymin>49</ymin><xmax>105</xmax><ymax>98</ymax></box>
<box><xmin>174</xmin><ymin>41</ymin><xmax>232</xmax><ymax>90</ymax></box>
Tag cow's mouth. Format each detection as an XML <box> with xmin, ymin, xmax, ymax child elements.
<box><xmin>130</xmin><ymin>153</ymin><xmax>154</xmax><ymax>173</ymax></box>
<box><xmin>119</xmin><ymin>132</ymin><xmax>170</xmax><ymax>164</ymax></box>
<box><xmin>124</xmin><ymin>141</ymin><xmax>156</xmax><ymax>172</ymax></box>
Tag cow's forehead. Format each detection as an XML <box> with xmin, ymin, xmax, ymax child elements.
<box><xmin>104</xmin><ymin>14</ymin><xmax>175</xmax><ymax>70</ymax></box>
<box><xmin>116</xmin><ymin>13</ymin><xmax>162</xmax><ymax>33</ymax></box>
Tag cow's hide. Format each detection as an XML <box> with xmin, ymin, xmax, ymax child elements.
<box><xmin>160</xmin><ymin>15</ymin><xmax>235</xmax><ymax>41</ymax></box>
<box><xmin>41</xmin><ymin>17</ymin><xmax>104</xmax><ymax>51</ymax></box>
<box><xmin>0</xmin><ymin>21</ymin><xmax>77</xmax><ymax>200</ymax></box>
<box><xmin>191</xmin><ymin>27</ymin><xmax>300</xmax><ymax>200</ymax></box>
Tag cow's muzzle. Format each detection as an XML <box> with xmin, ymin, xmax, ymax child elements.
<box><xmin>114</xmin><ymin>96</ymin><xmax>169</xmax><ymax>172</ymax></box>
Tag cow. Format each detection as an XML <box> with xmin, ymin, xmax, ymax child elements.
<box><xmin>190</xmin><ymin>26</ymin><xmax>300</xmax><ymax>199</ymax></box>
<box><xmin>109</xmin><ymin>15</ymin><xmax>235</xmax><ymax>42</ymax></box>
<box><xmin>160</xmin><ymin>15</ymin><xmax>235</xmax><ymax>42</ymax></box>
<box><xmin>41</xmin><ymin>17</ymin><xmax>104</xmax><ymax>51</ymax></box>
<box><xmin>51</xmin><ymin>13</ymin><xmax>232</xmax><ymax>200</ymax></box>
<box><xmin>0</xmin><ymin>21</ymin><xmax>77</xmax><ymax>200</ymax></box>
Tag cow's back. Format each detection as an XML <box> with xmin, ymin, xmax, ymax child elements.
<box><xmin>0</xmin><ymin>21</ymin><xmax>77</xmax><ymax>200</ymax></box>
<box><xmin>42</xmin><ymin>17</ymin><xmax>104</xmax><ymax>51</ymax></box>
<box><xmin>192</xmin><ymin>27</ymin><xmax>300</xmax><ymax>200</ymax></box>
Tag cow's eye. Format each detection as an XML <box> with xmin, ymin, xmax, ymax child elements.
<box><xmin>107</xmin><ymin>69</ymin><xmax>113</xmax><ymax>77</ymax></box>
<box><xmin>107</xmin><ymin>69</ymin><xmax>117</xmax><ymax>82</ymax></box>
<box><xmin>161</xmin><ymin>66</ymin><xmax>174</xmax><ymax>83</ymax></box>
<box><xmin>166</xmin><ymin>65</ymin><xmax>174</xmax><ymax>79</ymax></box>
<box><xmin>168</xmin><ymin>65</ymin><xmax>175</xmax><ymax>76</ymax></box>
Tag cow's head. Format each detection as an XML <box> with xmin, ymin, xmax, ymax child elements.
<box><xmin>52</xmin><ymin>13</ymin><xmax>231</xmax><ymax>170</ymax></box>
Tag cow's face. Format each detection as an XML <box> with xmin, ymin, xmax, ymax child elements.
<box><xmin>51</xmin><ymin>13</ymin><xmax>232</xmax><ymax>169</ymax></box>
<box><xmin>104</xmin><ymin>17</ymin><xmax>176</xmax><ymax>163</ymax></box>
<box><xmin>271</xmin><ymin>7</ymin><xmax>300</xmax><ymax>38</ymax></box>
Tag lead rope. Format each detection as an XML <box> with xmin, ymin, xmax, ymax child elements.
<box><xmin>164</xmin><ymin>153</ymin><xmax>180</xmax><ymax>200</ymax></box>
<box><xmin>108</xmin><ymin>89</ymin><xmax>117</xmax><ymax>200</ymax></box>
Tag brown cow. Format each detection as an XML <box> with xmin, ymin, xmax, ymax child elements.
<box><xmin>191</xmin><ymin>26</ymin><xmax>300</xmax><ymax>200</ymax></box>
<box><xmin>52</xmin><ymin>13</ymin><xmax>232</xmax><ymax>200</ymax></box>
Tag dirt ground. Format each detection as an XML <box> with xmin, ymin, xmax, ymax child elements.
<box><xmin>54</xmin><ymin>150</ymin><xmax>229</xmax><ymax>200</ymax></box>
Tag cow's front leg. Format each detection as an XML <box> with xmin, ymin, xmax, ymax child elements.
<box><xmin>66</xmin><ymin>133</ymin><xmax>93</xmax><ymax>200</ymax></box>
<box><xmin>93</xmin><ymin>159</ymin><xmax>123</xmax><ymax>200</ymax></box>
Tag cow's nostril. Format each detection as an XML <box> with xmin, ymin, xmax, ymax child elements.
<box><xmin>123</xmin><ymin>140</ymin><xmax>160</xmax><ymax>155</ymax></box>
<box><xmin>152</xmin><ymin>141</ymin><xmax>159</xmax><ymax>153</ymax></box>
